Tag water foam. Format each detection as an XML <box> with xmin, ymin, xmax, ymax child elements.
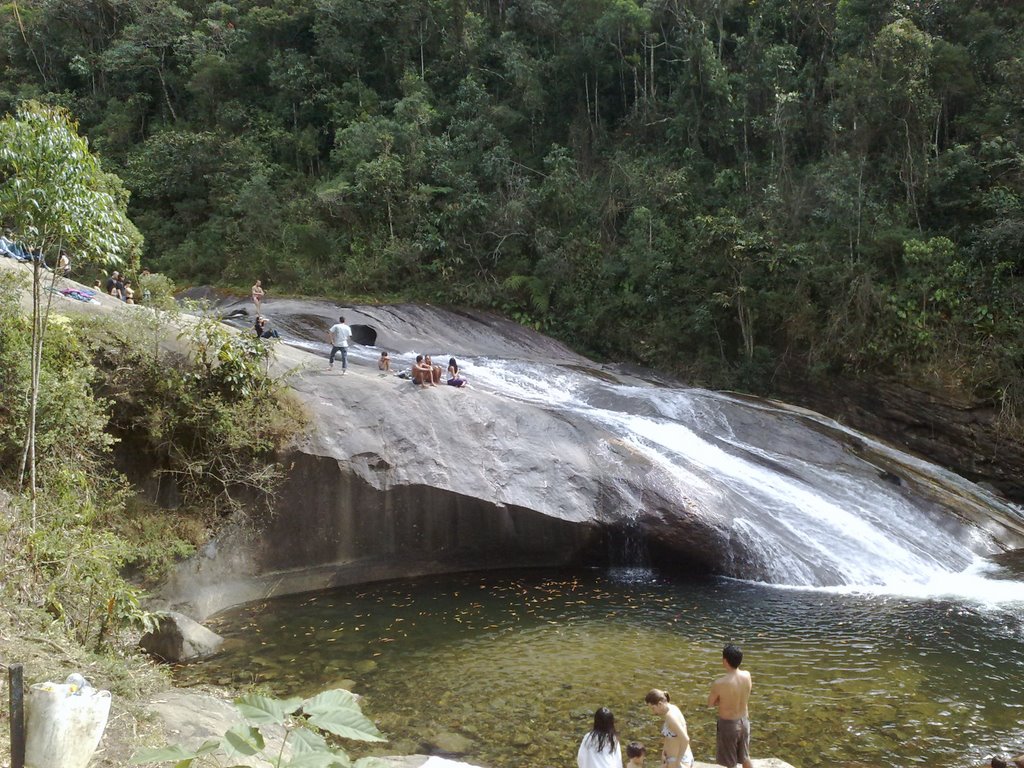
<box><xmin>465</xmin><ymin>357</ymin><xmax>1024</xmax><ymax>602</ymax></box>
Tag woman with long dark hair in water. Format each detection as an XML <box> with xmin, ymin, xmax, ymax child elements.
<box><xmin>577</xmin><ymin>706</ymin><xmax>623</xmax><ymax>768</ymax></box>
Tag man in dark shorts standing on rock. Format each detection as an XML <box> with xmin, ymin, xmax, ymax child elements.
<box><xmin>708</xmin><ymin>644</ymin><xmax>753</xmax><ymax>768</ymax></box>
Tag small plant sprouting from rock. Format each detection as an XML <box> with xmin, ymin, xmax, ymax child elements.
<box><xmin>130</xmin><ymin>688</ymin><xmax>387</xmax><ymax>767</ymax></box>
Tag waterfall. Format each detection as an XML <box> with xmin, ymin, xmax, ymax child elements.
<box><xmin>605</xmin><ymin>520</ymin><xmax>656</xmax><ymax>584</ymax></box>
<box><xmin>221</xmin><ymin>295</ymin><xmax>1024</xmax><ymax>604</ymax></box>
<box><xmin>466</xmin><ymin>357</ymin><xmax>1024</xmax><ymax>602</ymax></box>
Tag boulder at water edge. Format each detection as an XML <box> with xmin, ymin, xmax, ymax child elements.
<box><xmin>140</xmin><ymin>611</ymin><xmax>224</xmax><ymax>662</ymax></box>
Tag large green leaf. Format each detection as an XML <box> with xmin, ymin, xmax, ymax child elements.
<box><xmin>285</xmin><ymin>752</ymin><xmax>352</xmax><ymax>768</ymax></box>
<box><xmin>302</xmin><ymin>690</ymin><xmax>385</xmax><ymax>742</ymax></box>
<box><xmin>289</xmin><ymin>726</ymin><xmax>329</xmax><ymax>754</ymax></box>
<box><xmin>280</xmin><ymin>696</ymin><xmax>305</xmax><ymax>715</ymax></box>
<box><xmin>129</xmin><ymin>744</ymin><xmax>198</xmax><ymax>764</ymax></box>
<box><xmin>221</xmin><ymin>723</ymin><xmax>265</xmax><ymax>757</ymax></box>
<box><xmin>302</xmin><ymin>689</ymin><xmax>359</xmax><ymax>712</ymax></box>
<box><xmin>235</xmin><ymin>693</ymin><xmax>292</xmax><ymax>725</ymax></box>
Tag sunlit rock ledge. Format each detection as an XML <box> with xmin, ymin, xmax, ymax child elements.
<box><xmin>7</xmin><ymin>262</ymin><xmax>1023</xmax><ymax>622</ymax></box>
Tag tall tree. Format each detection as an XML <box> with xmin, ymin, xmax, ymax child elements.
<box><xmin>0</xmin><ymin>101</ymin><xmax>140</xmax><ymax>515</ymax></box>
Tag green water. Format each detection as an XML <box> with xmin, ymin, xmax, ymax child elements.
<box><xmin>177</xmin><ymin>569</ymin><xmax>1024</xmax><ymax>768</ymax></box>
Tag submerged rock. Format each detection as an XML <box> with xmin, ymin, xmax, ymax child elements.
<box><xmin>427</xmin><ymin>731</ymin><xmax>476</xmax><ymax>755</ymax></box>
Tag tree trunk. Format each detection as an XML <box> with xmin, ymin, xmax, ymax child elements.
<box><xmin>17</xmin><ymin>257</ymin><xmax>43</xmax><ymax>523</ymax></box>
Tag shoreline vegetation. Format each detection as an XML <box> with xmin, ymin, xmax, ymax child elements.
<box><xmin>0</xmin><ymin>257</ymin><xmax>306</xmax><ymax>765</ymax></box>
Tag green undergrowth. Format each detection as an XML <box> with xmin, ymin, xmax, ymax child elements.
<box><xmin>0</xmin><ymin>270</ymin><xmax>307</xmax><ymax>760</ymax></box>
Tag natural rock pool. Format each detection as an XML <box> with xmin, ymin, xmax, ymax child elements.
<box><xmin>175</xmin><ymin>568</ymin><xmax>1024</xmax><ymax>768</ymax></box>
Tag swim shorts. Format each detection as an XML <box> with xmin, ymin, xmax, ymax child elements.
<box><xmin>716</xmin><ymin>717</ymin><xmax>750</xmax><ymax>767</ymax></box>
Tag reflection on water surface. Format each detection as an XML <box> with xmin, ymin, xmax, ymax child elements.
<box><xmin>176</xmin><ymin>569</ymin><xmax>1024</xmax><ymax>768</ymax></box>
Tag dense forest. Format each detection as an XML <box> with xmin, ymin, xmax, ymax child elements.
<box><xmin>1</xmin><ymin>0</ymin><xmax>1022</xmax><ymax>408</ymax></box>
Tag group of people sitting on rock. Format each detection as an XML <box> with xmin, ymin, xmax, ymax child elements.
<box><xmin>96</xmin><ymin>272</ymin><xmax>151</xmax><ymax>305</ymax></box>
<box><xmin>1</xmin><ymin>230</ymin><xmax>158</xmax><ymax>307</ymax></box>
<box><xmin>409</xmin><ymin>354</ymin><xmax>467</xmax><ymax>389</ymax></box>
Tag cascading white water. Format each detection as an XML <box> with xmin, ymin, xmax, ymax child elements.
<box><xmin>226</xmin><ymin>296</ymin><xmax>1024</xmax><ymax>604</ymax></box>
<box><xmin>458</xmin><ymin>356</ymin><xmax>1024</xmax><ymax>602</ymax></box>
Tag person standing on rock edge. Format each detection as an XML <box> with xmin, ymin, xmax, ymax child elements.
<box><xmin>327</xmin><ymin>315</ymin><xmax>352</xmax><ymax>373</ymax></box>
<box><xmin>251</xmin><ymin>279</ymin><xmax>264</xmax><ymax>313</ymax></box>
<box><xmin>708</xmin><ymin>644</ymin><xmax>753</xmax><ymax>768</ymax></box>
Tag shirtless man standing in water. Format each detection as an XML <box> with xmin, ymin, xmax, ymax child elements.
<box><xmin>708</xmin><ymin>644</ymin><xmax>753</xmax><ymax>768</ymax></box>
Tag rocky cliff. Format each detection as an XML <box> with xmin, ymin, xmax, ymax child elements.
<box><xmin>153</xmin><ymin>293</ymin><xmax>1024</xmax><ymax>619</ymax></box>
<box><xmin>8</xmin><ymin>260</ymin><xmax>1022</xmax><ymax>620</ymax></box>
<box><xmin>158</xmin><ymin>297</ymin><xmax>744</xmax><ymax>619</ymax></box>
<box><xmin>777</xmin><ymin>376</ymin><xmax>1024</xmax><ymax>504</ymax></box>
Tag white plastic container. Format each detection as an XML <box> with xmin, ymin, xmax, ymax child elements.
<box><xmin>25</xmin><ymin>682</ymin><xmax>112</xmax><ymax>768</ymax></box>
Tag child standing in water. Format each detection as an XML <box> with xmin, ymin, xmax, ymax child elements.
<box><xmin>626</xmin><ymin>742</ymin><xmax>646</xmax><ymax>768</ymax></box>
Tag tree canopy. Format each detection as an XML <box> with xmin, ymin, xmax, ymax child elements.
<box><xmin>1</xmin><ymin>0</ymin><xmax>1021</xmax><ymax>411</ymax></box>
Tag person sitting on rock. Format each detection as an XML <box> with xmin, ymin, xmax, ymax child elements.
<box><xmin>412</xmin><ymin>355</ymin><xmax>436</xmax><ymax>388</ymax></box>
<box><xmin>446</xmin><ymin>357</ymin><xmax>467</xmax><ymax>388</ymax></box>
<box><xmin>254</xmin><ymin>315</ymin><xmax>279</xmax><ymax>339</ymax></box>
<box><xmin>423</xmin><ymin>354</ymin><xmax>443</xmax><ymax>385</ymax></box>
<box><xmin>378</xmin><ymin>351</ymin><xmax>391</xmax><ymax>376</ymax></box>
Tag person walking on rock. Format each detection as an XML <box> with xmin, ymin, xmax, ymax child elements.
<box><xmin>708</xmin><ymin>644</ymin><xmax>753</xmax><ymax>768</ymax></box>
<box><xmin>251</xmin><ymin>279</ymin><xmax>264</xmax><ymax>313</ymax></box>
<box><xmin>328</xmin><ymin>315</ymin><xmax>352</xmax><ymax>373</ymax></box>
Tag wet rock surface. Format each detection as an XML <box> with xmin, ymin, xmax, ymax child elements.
<box><xmin>10</xmin><ymin>266</ymin><xmax>1021</xmax><ymax>617</ymax></box>
<box><xmin>778</xmin><ymin>376</ymin><xmax>1024</xmax><ymax>504</ymax></box>
<box><xmin>154</xmin><ymin>295</ymin><xmax>750</xmax><ymax>618</ymax></box>
<box><xmin>150</xmin><ymin>293</ymin><xmax>1024</xmax><ymax>619</ymax></box>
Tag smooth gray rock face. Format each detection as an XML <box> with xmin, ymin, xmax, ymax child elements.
<box><xmin>149</xmin><ymin>295</ymin><xmax>1024</xmax><ymax>620</ymax></box>
<box><xmin>140</xmin><ymin>611</ymin><xmax>224</xmax><ymax>662</ymax></box>
<box><xmin>778</xmin><ymin>376</ymin><xmax>1024</xmax><ymax>504</ymax></box>
<box><xmin>12</xmin><ymin>268</ymin><xmax>1019</xmax><ymax>618</ymax></box>
<box><xmin>153</xmin><ymin>299</ymin><xmax>742</xmax><ymax>619</ymax></box>
<box><xmin>146</xmin><ymin>689</ymin><xmax>291</xmax><ymax>767</ymax></box>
